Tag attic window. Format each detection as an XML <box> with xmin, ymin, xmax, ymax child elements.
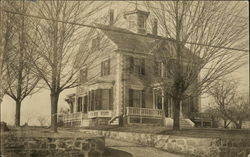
<box><xmin>92</xmin><ymin>37</ymin><xmax>100</xmax><ymax>51</ymax></box>
<box><xmin>129</xmin><ymin>20</ymin><xmax>136</xmax><ymax>28</ymax></box>
<box><xmin>138</xmin><ymin>17</ymin><xmax>145</xmax><ymax>28</ymax></box>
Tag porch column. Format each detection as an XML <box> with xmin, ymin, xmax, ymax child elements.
<box><xmin>115</xmin><ymin>52</ymin><xmax>122</xmax><ymax>116</ymax></box>
<box><xmin>161</xmin><ymin>89</ymin><xmax>165</xmax><ymax>126</ymax></box>
<box><xmin>180</xmin><ymin>101</ymin><xmax>183</xmax><ymax>118</ymax></box>
<box><xmin>74</xmin><ymin>96</ymin><xmax>77</xmax><ymax>113</ymax></box>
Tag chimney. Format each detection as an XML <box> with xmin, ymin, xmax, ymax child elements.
<box><xmin>152</xmin><ymin>18</ymin><xmax>158</xmax><ymax>35</ymax></box>
<box><xmin>109</xmin><ymin>9</ymin><xmax>114</xmax><ymax>26</ymax></box>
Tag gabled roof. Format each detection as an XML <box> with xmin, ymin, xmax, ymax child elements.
<box><xmin>95</xmin><ymin>23</ymin><xmax>158</xmax><ymax>54</ymax></box>
<box><xmin>95</xmin><ymin>24</ymin><xmax>200</xmax><ymax>61</ymax></box>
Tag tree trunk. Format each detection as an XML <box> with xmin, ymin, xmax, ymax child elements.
<box><xmin>15</xmin><ymin>100</ymin><xmax>21</xmax><ymax>126</ymax></box>
<box><xmin>173</xmin><ymin>98</ymin><xmax>181</xmax><ymax>130</ymax></box>
<box><xmin>224</xmin><ymin>120</ymin><xmax>227</xmax><ymax>128</ymax></box>
<box><xmin>50</xmin><ymin>92</ymin><xmax>59</xmax><ymax>132</ymax></box>
<box><xmin>235</xmin><ymin>120</ymin><xmax>242</xmax><ymax>129</ymax></box>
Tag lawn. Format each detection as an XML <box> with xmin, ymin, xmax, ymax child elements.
<box><xmin>3</xmin><ymin>125</ymin><xmax>250</xmax><ymax>139</ymax></box>
<box><xmin>75</xmin><ymin>125</ymin><xmax>250</xmax><ymax>139</ymax></box>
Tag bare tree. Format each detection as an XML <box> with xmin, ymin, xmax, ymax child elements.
<box><xmin>209</xmin><ymin>80</ymin><xmax>250</xmax><ymax>129</ymax></box>
<box><xmin>146</xmin><ymin>1</ymin><xmax>248</xmax><ymax>130</ymax></box>
<box><xmin>37</xmin><ymin>116</ymin><xmax>48</xmax><ymax>126</ymax></box>
<box><xmin>205</xmin><ymin>104</ymin><xmax>231</xmax><ymax>128</ymax></box>
<box><xmin>0</xmin><ymin>1</ymin><xmax>16</xmax><ymax>106</ymax></box>
<box><xmin>29</xmin><ymin>1</ymin><xmax>109</xmax><ymax>132</ymax></box>
<box><xmin>3</xmin><ymin>1</ymin><xmax>41</xmax><ymax>127</ymax></box>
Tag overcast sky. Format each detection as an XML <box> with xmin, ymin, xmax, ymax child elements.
<box><xmin>1</xmin><ymin>1</ymin><xmax>248</xmax><ymax>126</ymax></box>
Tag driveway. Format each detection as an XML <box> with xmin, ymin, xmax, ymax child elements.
<box><xmin>105</xmin><ymin>138</ymin><xmax>184</xmax><ymax>157</ymax></box>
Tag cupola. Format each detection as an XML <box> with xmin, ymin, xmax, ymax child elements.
<box><xmin>124</xmin><ymin>8</ymin><xmax>149</xmax><ymax>34</ymax></box>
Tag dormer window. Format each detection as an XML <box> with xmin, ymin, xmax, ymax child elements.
<box><xmin>129</xmin><ymin>20</ymin><xmax>136</xmax><ymax>28</ymax></box>
<box><xmin>138</xmin><ymin>15</ymin><xmax>145</xmax><ymax>28</ymax></box>
<box><xmin>92</xmin><ymin>37</ymin><xmax>100</xmax><ymax>51</ymax></box>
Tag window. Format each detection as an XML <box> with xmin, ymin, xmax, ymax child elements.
<box><xmin>101</xmin><ymin>89</ymin><xmax>110</xmax><ymax>110</ymax></box>
<box><xmin>129</xmin><ymin>20</ymin><xmax>136</xmax><ymax>28</ymax></box>
<box><xmin>138</xmin><ymin>17</ymin><xmax>145</xmax><ymax>28</ymax></box>
<box><xmin>129</xmin><ymin>89</ymin><xmax>145</xmax><ymax>108</ymax></box>
<box><xmin>89</xmin><ymin>88</ymin><xmax>113</xmax><ymax>110</ymax></box>
<box><xmin>92</xmin><ymin>37</ymin><xmax>100</xmax><ymax>51</ymax></box>
<box><xmin>101</xmin><ymin>59</ymin><xmax>110</xmax><ymax>76</ymax></box>
<box><xmin>79</xmin><ymin>68</ymin><xmax>87</xmax><ymax>84</ymax></box>
<box><xmin>128</xmin><ymin>57</ymin><xmax>145</xmax><ymax>75</ymax></box>
<box><xmin>83</xmin><ymin>96</ymin><xmax>88</xmax><ymax>113</ymax></box>
<box><xmin>155</xmin><ymin>62</ymin><xmax>162</xmax><ymax>76</ymax></box>
<box><xmin>77</xmin><ymin>97</ymin><xmax>83</xmax><ymax>112</ymax></box>
<box><xmin>154</xmin><ymin>89</ymin><xmax>162</xmax><ymax>109</ymax></box>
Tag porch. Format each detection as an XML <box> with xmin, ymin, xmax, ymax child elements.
<box><xmin>58</xmin><ymin>110</ymin><xmax>113</xmax><ymax>127</ymax></box>
<box><xmin>125</xmin><ymin>107</ymin><xmax>164</xmax><ymax>124</ymax></box>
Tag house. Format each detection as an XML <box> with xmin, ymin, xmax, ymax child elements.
<box><xmin>58</xmin><ymin>8</ymin><xmax>200</xmax><ymax>127</ymax></box>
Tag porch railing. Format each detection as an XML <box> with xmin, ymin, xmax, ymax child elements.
<box><xmin>59</xmin><ymin>112</ymin><xmax>87</xmax><ymax>123</ymax></box>
<box><xmin>88</xmin><ymin>110</ymin><xmax>112</xmax><ymax>118</ymax></box>
<box><xmin>126</xmin><ymin>107</ymin><xmax>163</xmax><ymax>118</ymax></box>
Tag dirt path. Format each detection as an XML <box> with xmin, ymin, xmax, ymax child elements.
<box><xmin>105</xmin><ymin>138</ymin><xmax>184</xmax><ymax>157</ymax></box>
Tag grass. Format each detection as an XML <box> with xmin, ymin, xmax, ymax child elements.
<box><xmin>76</xmin><ymin>125</ymin><xmax>250</xmax><ymax>139</ymax></box>
<box><xmin>3</xmin><ymin>125</ymin><xmax>250</xmax><ymax>139</ymax></box>
<box><xmin>81</xmin><ymin>125</ymin><xmax>167</xmax><ymax>134</ymax></box>
<box><xmin>1</xmin><ymin>126</ymin><xmax>99</xmax><ymax>138</ymax></box>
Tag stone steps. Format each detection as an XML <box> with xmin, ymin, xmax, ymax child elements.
<box><xmin>110</xmin><ymin>119</ymin><xmax>119</xmax><ymax>125</ymax></box>
<box><xmin>180</xmin><ymin>119</ymin><xmax>193</xmax><ymax>128</ymax></box>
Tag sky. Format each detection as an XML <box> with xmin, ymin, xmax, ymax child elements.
<box><xmin>1</xmin><ymin>1</ymin><xmax>249</xmax><ymax>126</ymax></box>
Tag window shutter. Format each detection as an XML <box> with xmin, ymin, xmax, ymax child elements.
<box><xmin>141</xmin><ymin>59</ymin><xmax>145</xmax><ymax>75</ymax></box>
<box><xmin>96</xmin><ymin>89</ymin><xmax>101</xmax><ymax>110</ymax></box>
<box><xmin>109</xmin><ymin>88</ymin><xmax>113</xmax><ymax>110</ymax></box>
<box><xmin>97</xmin><ymin>36</ymin><xmax>100</xmax><ymax>50</ymax></box>
<box><xmin>154</xmin><ymin>62</ymin><xmax>158</xmax><ymax>75</ymax></box>
<box><xmin>99</xmin><ymin>89</ymin><xmax>102</xmax><ymax>110</ymax></box>
<box><xmin>108</xmin><ymin>59</ymin><xmax>111</xmax><ymax>75</ymax></box>
<box><xmin>129</xmin><ymin>89</ymin><xmax>133</xmax><ymax>107</ymax></box>
<box><xmin>101</xmin><ymin>62</ymin><xmax>104</xmax><ymax>76</ymax></box>
<box><xmin>85</xmin><ymin>68</ymin><xmax>88</xmax><ymax>81</ymax></box>
<box><xmin>88</xmin><ymin>92</ymin><xmax>91</xmax><ymax>111</ymax></box>
<box><xmin>130</xmin><ymin>56</ymin><xmax>134</xmax><ymax>72</ymax></box>
<box><xmin>79</xmin><ymin>70</ymin><xmax>82</xmax><ymax>83</ymax></box>
<box><xmin>141</xmin><ymin>90</ymin><xmax>145</xmax><ymax>108</ymax></box>
<box><xmin>93</xmin><ymin>90</ymin><xmax>96</xmax><ymax>110</ymax></box>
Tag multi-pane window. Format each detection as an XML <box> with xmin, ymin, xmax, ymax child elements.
<box><xmin>155</xmin><ymin>61</ymin><xmax>168</xmax><ymax>77</ymax></box>
<box><xmin>101</xmin><ymin>89</ymin><xmax>110</xmax><ymax>110</ymax></box>
<box><xmin>101</xmin><ymin>59</ymin><xmax>110</xmax><ymax>76</ymax></box>
<box><xmin>155</xmin><ymin>62</ymin><xmax>162</xmax><ymax>76</ymax></box>
<box><xmin>77</xmin><ymin>97</ymin><xmax>83</xmax><ymax>112</ymax></box>
<box><xmin>89</xmin><ymin>88</ymin><xmax>113</xmax><ymax>111</ymax></box>
<box><xmin>154</xmin><ymin>89</ymin><xmax>162</xmax><ymax>109</ymax></box>
<box><xmin>83</xmin><ymin>96</ymin><xmax>88</xmax><ymax>113</ymax></box>
<box><xmin>129</xmin><ymin>89</ymin><xmax>145</xmax><ymax>108</ymax></box>
<box><xmin>79</xmin><ymin>68</ymin><xmax>87</xmax><ymax>84</ymax></box>
<box><xmin>128</xmin><ymin>57</ymin><xmax>145</xmax><ymax>75</ymax></box>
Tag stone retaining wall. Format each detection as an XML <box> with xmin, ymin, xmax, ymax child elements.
<box><xmin>80</xmin><ymin>129</ymin><xmax>250</xmax><ymax>157</ymax></box>
<box><xmin>1</xmin><ymin>135</ymin><xmax>105</xmax><ymax>157</ymax></box>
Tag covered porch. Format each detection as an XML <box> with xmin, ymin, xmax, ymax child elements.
<box><xmin>58</xmin><ymin>110</ymin><xmax>113</xmax><ymax>127</ymax></box>
<box><xmin>126</xmin><ymin>107</ymin><xmax>164</xmax><ymax>124</ymax></box>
